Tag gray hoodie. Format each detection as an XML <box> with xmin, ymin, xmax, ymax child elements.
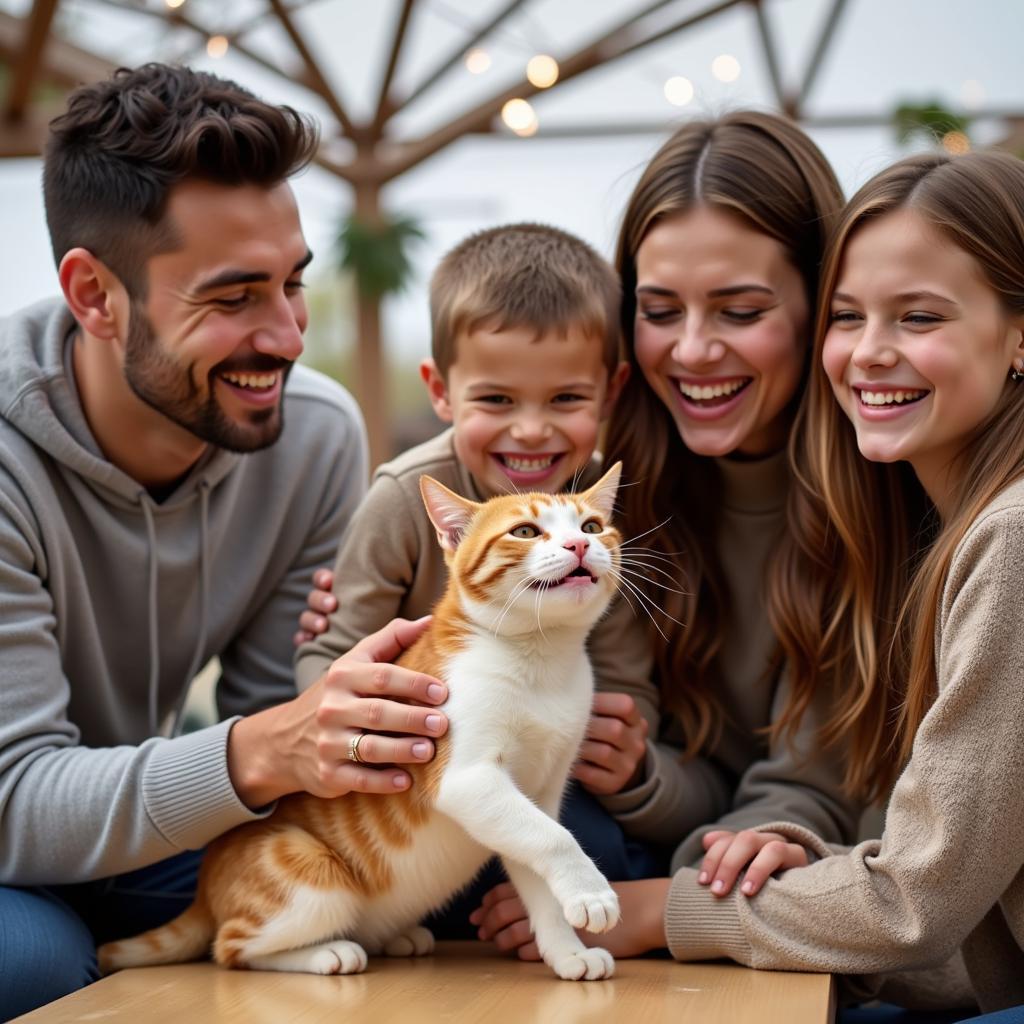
<box><xmin>0</xmin><ymin>298</ymin><xmax>368</xmax><ymax>885</ymax></box>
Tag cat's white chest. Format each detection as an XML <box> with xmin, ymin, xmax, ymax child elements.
<box><xmin>441</xmin><ymin>635</ymin><xmax>593</xmax><ymax>796</ymax></box>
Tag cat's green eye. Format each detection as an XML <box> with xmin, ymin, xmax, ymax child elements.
<box><xmin>510</xmin><ymin>524</ymin><xmax>540</xmax><ymax>539</ymax></box>
<box><xmin>581</xmin><ymin>519</ymin><xmax>602</xmax><ymax>534</ymax></box>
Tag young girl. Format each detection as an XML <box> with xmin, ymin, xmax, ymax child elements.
<box><xmin>530</xmin><ymin>151</ymin><xmax>1024</xmax><ymax>1022</ymax></box>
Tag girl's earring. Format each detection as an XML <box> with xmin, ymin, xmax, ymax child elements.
<box><xmin>1011</xmin><ymin>360</ymin><xmax>1024</xmax><ymax>382</ymax></box>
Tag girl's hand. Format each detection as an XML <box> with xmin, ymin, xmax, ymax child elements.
<box><xmin>699</xmin><ymin>829</ymin><xmax>809</xmax><ymax>897</ymax></box>
<box><xmin>470</xmin><ymin>879</ymin><xmax>670</xmax><ymax>960</ymax></box>
<box><xmin>572</xmin><ymin>692</ymin><xmax>649</xmax><ymax>795</ymax></box>
<box><xmin>294</xmin><ymin>568</ymin><xmax>337</xmax><ymax>646</ymax></box>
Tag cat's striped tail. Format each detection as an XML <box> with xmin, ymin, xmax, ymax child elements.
<box><xmin>97</xmin><ymin>900</ymin><xmax>215</xmax><ymax>973</ymax></box>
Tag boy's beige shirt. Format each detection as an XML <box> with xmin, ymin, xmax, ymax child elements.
<box><xmin>664</xmin><ymin>475</ymin><xmax>1024</xmax><ymax>1015</ymax></box>
<box><xmin>296</xmin><ymin>429</ymin><xmax>861</xmax><ymax>854</ymax></box>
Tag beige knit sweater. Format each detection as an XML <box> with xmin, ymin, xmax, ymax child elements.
<box><xmin>664</xmin><ymin>476</ymin><xmax>1024</xmax><ymax>1015</ymax></box>
<box><xmin>296</xmin><ymin>431</ymin><xmax>861</xmax><ymax>855</ymax></box>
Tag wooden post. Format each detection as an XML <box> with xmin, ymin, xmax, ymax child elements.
<box><xmin>352</xmin><ymin>179</ymin><xmax>390</xmax><ymax>470</ymax></box>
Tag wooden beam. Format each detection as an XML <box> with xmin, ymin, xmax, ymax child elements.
<box><xmin>796</xmin><ymin>0</ymin><xmax>849</xmax><ymax>112</ymax></box>
<box><xmin>379</xmin><ymin>0</ymin><xmax>744</xmax><ymax>181</ymax></box>
<box><xmin>266</xmin><ymin>0</ymin><xmax>359</xmax><ymax>139</ymax></box>
<box><xmin>394</xmin><ymin>0</ymin><xmax>529</xmax><ymax>114</ymax></box>
<box><xmin>372</xmin><ymin>0</ymin><xmax>416</xmax><ymax>131</ymax></box>
<box><xmin>0</xmin><ymin>10</ymin><xmax>114</xmax><ymax>90</ymax></box>
<box><xmin>4</xmin><ymin>0</ymin><xmax>61</xmax><ymax>121</ymax></box>
<box><xmin>748</xmin><ymin>0</ymin><xmax>788</xmax><ymax>114</ymax></box>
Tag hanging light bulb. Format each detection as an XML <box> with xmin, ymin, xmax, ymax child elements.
<box><xmin>465</xmin><ymin>48</ymin><xmax>491</xmax><ymax>74</ymax></box>
<box><xmin>664</xmin><ymin>76</ymin><xmax>694</xmax><ymax>106</ymax></box>
<box><xmin>206</xmin><ymin>35</ymin><xmax>229</xmax><ymax>58</ymax></box>
<box><xmin>711</xmin><ymin>54</ymin><xmax>741</xmax><ymax>82</ymax></box>
<box><xmin>526</xmin><ymin>54</ymin><xmax>559</xmax><ymax>89</ymax></box>
<box><xmin>501</xmin><ymin>98</ymin><xmax>538</xmax><ymax>136</ymax></box>
<box><xmin>165</xmin><ymin>0</ymin><xmax>186</xmax><ymax>7</ymax></box>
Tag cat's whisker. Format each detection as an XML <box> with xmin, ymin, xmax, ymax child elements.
<box><xmin>617</xmin><ymin>558</ymin><xmax>686</xmax><ymax>591</ymax></box>
<box><xmin>608</xmin><ymin>568</ymin><xmax>686</xmax><ymax>639</ymax></box>
<box><xmin>617</xmin><ymin>564</ymin><xmax>687</xmax><ymax>595</ymax></box>
<box><xmin>618</xmin><ymin>517</ymin><xmax>674</xmax><ymax>549</ymax></box>
<box><xmin>489</xmin><ymin>572</ymin><xmax>538</xmax><ymax>636</ymax></box>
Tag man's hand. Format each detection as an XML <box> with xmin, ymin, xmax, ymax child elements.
<box><xmin>229</xmin><ymin>616</ymin><xmax>448</xmax><ymax>808</ymax></box>
<box><xmin>572</xmin><ymin>692</ymin><xmax>648</xmax><ymax>795</ymax></box>
<box><xmin>294</xmin><ymin>567</ymin><xmax>336</xmax><ymax>646</ymax></box>
<box><xmin>699</xmin><ymin>829</ymin><xmax>809</xmax><ymax>896</ymax></box>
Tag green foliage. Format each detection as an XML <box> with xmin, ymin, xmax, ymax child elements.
<box><xmin>894</xmin><ymin>101</ymin><xmax>970</xmax><ymax>146</ymax></box>
<box><xmin>336</xmin><ymin>211</ymin><xmax>425</xmax><ymax>300</ymax></box>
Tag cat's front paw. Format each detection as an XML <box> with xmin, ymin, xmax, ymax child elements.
<box><xmin>561</xmin><ymin>886</ymin><xmax>620</xmax><ymax>933</ymax></box>
<box><xmin>382</xmin><ymin>925</ymin><xmax>434</xmax><ymax>957</ymax></box>
<box><xmin>552</xmin><ymin>946</ymin><xmax>615</xmax><ymax>981</ymax></box>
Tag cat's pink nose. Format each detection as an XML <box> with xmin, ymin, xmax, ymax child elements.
<box><xmin>563</xmin><ymin>538</ymin><xmax>589</xmax><ymax>560</ymax></box>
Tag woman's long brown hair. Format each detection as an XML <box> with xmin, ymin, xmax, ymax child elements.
<box><xmin>603</xmin><ymin>111</ymin><xmax>843</xmax><ymax>756</ymax></box>
<box><xmin>772</xmin><ymin>151</ymin><xmax>1024</xmax><ymax>801</ymax></box>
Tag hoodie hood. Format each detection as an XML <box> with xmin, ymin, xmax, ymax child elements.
<box><xmin>0</xmin><ymin>297</ymin><xmax>230</xmax><ymax>734</ymax></box>
<box><xmin>0</xmin><ymin>297</ymin><xmax>241</xmax><ymax>509</ymax></box>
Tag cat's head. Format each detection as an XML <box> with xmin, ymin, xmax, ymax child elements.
<box><xmin>420</xmin><ymin>463</ymin><xmax>622</xmax><ymax>637</ymax></box>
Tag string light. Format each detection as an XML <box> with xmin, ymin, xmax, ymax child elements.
<box><xmin>711</xmin><ymin>54</ymin><xmax>741</xmax><ymax>82</ymax></box>
<box><xmin>526</xmin><ymin>54</ymin><xmax>559</xmax><ymax>89</ymax></box>
<box><xmin>664</xmin><ymin>76</ymin><xmax>694</xmax><ymax>106</ymax></box>
<box><xmin>465</xmin><ymin>48</ymin><xmax>491</xmax><ymax>74</ymax></box>
<box><xmin>165</xmin><ymin>0</ymin><xmax>185</xmax><ymax>7</ymax></box>
<box><xmin>501</xmin><ymin>98</ymin><xmax>538</xmax><ymax>136</ymax></box>
<box><xmin>206</xmin><ymin>35</ymin><xmax>229</xmax><ymax>58</ymax></box>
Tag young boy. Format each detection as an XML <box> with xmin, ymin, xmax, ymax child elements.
<box><xmin>295</xmin><ymin>223</ymin><xmax>629</xmax><ymax>688</ymax></box>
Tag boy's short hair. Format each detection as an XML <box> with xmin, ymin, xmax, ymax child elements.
<box><xmin>429</xmin><ymin>223</ymin><xmax>621</xmax><ymax>377</ymax></box>
<box><xmin>43</xmin><ymin>63</ymin><xmax>318</xmax><ymax>299</ymax></box>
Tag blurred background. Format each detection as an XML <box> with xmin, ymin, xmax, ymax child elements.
<box><xmin>2</xmin><ymin>0</ymin><xmax>1022</xmax><ymax>467</ymax></box>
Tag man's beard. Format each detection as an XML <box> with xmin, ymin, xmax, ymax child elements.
<box><xmin>123</xmin><ymin>306</ymin><xmax>292</xmax><ymax>453</ymax></box>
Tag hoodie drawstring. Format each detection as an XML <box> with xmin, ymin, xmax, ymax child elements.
<box><xmin>142</xmin><ymin>479</ymin><xmax>212</xmax><ymax>737</ymax></box>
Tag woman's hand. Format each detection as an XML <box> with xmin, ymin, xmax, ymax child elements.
<box><xmin>572</xmin><ymin>693</ymin><xmax>648</xmax><ymax>795</ymax></box>
<box><xmin>294</xmin><ymin>567</ymin><xmax>336</xmax><ymax>646</ymax></box>
<box><xmin>699</xmin><ymin>829</ymin><xmax>809</xmax><ymax>897</ymax></box>
<box><xmin>470</xmin><ymin>878</ymin><xmax>670</xmax><ymax>960</ymax></box>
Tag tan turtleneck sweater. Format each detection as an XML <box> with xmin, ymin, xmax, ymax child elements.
<box><xmin>664</xmin><ymin>476</ymin><xmax>1024</xmax><ymax>1016</ymax></box>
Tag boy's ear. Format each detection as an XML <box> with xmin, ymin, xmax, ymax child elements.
<box><xmin>420</xmin><ymin>359</ymin><xmax>453</xmax><ymax>422</ymax></box>
<box><xmin>581</xmin><ymin>461</ymin><xmax>622</xmax><ymax>521</ymax></box>
<box><xmin>420</xmin><ymin>475</ymin><xmax>479</xmax><ymax>552</ymax></box>
<box><xmin>59</xmin><ymin>248</ymin><xmax>129</xmax><ymax>343</ymax></box>
<box><xmin>601</xmin><ymin>362</ymin><xmax>631</xmax><ymax>418</ymax></box>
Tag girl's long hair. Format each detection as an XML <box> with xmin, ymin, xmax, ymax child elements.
<box><xmin>604</xmin><ymin>111</ymin><xmax>843</xmax><ymax>755</ymax></box>
<box><xmin>772</xmin><ymin>151</ymin><xmax>1024</xmax><ymax>801</ymax></box>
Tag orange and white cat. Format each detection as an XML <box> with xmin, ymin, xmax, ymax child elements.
<box><xmin>99</xmin><ymin>463</ymin><xmax>624</xmax><ymax>981</ymax></box>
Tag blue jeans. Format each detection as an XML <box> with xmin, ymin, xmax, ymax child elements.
<box><xmin>0</xmin><ymin>849</ymin><xmax>204</xmax><ymax>1022</ymax></box>
<box><xmin>955</xmin><ymin>1009</ymin><xmax>1024</xmax><ymax>1024</ymax></box>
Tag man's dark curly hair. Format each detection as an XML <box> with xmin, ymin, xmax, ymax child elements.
<box><xmin>43</xmin><ymin>63</ymin><xmax>319</xmax><ymax>296</ymax></box>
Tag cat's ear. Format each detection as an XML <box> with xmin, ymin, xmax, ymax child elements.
<box><xmin>420</xmin><ymin>476</ymin><xmax>480</xmax><ymax>552</ymax></box>
<box><xmin>580</xmin><ymin>461</ymin><xmax>622</xmax><ymax>521</ymax></box>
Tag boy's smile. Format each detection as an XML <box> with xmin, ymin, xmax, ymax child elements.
<box><xmin>421</xmin><ymin>323</ymin><xmax>626</xmax><ymax>498</ymax></box>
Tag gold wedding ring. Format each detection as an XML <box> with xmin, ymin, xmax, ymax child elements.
<box><xmin>348</xmin><ymin>731</ymin><xmax>369</xmax><ymax>765</ymax></box>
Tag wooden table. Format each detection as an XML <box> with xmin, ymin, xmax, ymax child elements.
<box><xmin>13</xmin><ymin>942</ymin><xmax>835</xmax><ymax>1023</ymax></box>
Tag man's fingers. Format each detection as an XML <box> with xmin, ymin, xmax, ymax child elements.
<box><xmin>325</xmin><ymin>763</ymin><xmax>411</xmax><ymax>796</ymax></box>
<box><xmin>305</xmin><ymin>587</ymin><xmax>337</xmax><ymax>615</ymax></box>
<box><xmin>332</xmin><ymin>731</ymin><xmax>435</xmax><ymax>766</ymax></box>
<box><xmin>327</xmin><ymin>657</ymin><xmax>447</xmax><ymax>710</ymax></box>
<box><xmin>349</xmin><ymin>616</ymin><xmax>434</xmax><ymax>666</ymax></box>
